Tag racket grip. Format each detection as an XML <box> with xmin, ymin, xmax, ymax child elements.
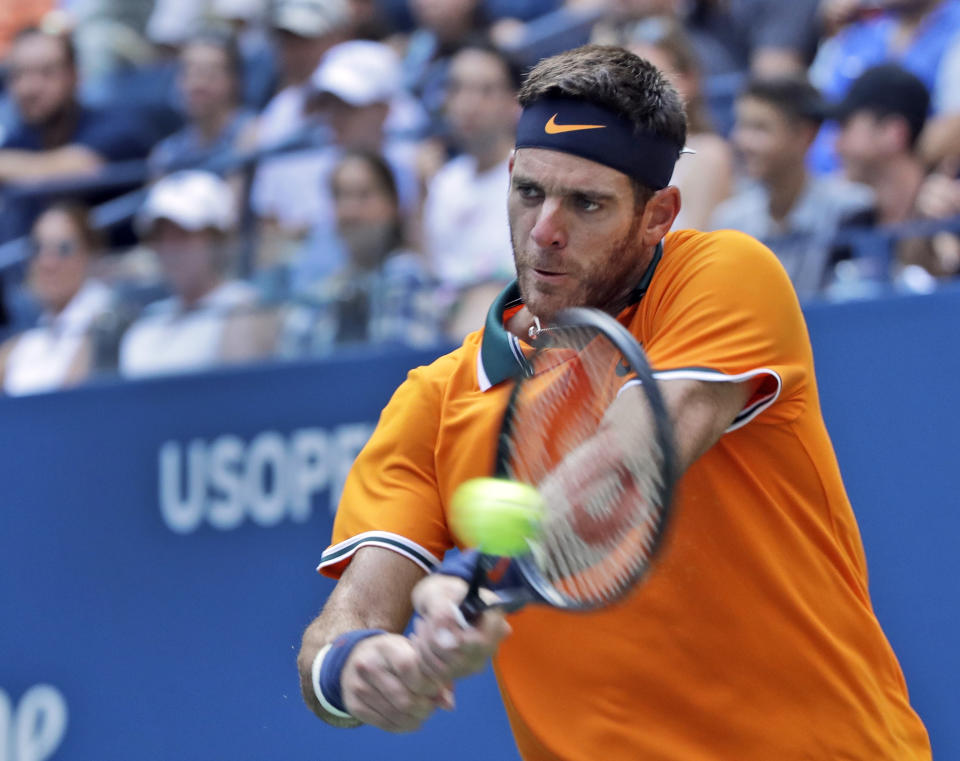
<box><xmin>459</xmin><ymin>593</ymin><xmax>487</xmax><ymax>625</ymax></box>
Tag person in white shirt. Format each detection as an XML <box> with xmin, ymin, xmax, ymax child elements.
<box><xmin>254</xmin><ymin>39</ymin><xmax>424</xmax><ymax>279</ymax></box>
<box><xmin>249</xmin><ymin>0</ymin><xmax>350</xmax><ymax>268</ymax></box>
<box><xmin>420</xmin><ymin>40</ymin><xmax>521</xmax><ymax>337</ymax></box>
<box><xmin>0</xmin><ymin>202</ymin><xmax>113</xmax><ymax>395</ymax></box>
<box><xmin>119</xmin><ymin>170</ymin><xmax>273</xmax><ymax>378</ymax></box>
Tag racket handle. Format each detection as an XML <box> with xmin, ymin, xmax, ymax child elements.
<box><xmin>459</xmin><ymin>593</ymin><xmax>487</xmax><ymax>625</ymax></box>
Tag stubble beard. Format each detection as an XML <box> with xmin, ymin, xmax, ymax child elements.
<box><xmin>510</xmin><ymin>213</ymin><xmax>650</xmax><ymax>322</ymax></box>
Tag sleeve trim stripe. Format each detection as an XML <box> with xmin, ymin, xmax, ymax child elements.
<box><xmin>651</xmin><ymin>366</ymin><xmax>783</xmax><ymax>433</ymax></box>
<box><xmin>318</xmin><ymin>531</ymin><xmax>441</xmax><ymax>574</ymax></box>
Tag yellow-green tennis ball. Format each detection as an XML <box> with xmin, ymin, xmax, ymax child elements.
<box><xmin>451</xmin><ymin>477</ymin><xmax>544</xmax><ymax>556</ymax></box>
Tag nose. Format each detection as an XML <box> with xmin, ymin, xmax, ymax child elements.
<box><xmin>530</xmin><ymin>198</ymin><xmax>567</xmax><ymax>250</ymax></box>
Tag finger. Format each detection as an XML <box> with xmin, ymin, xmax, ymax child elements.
<box><xmin>343</xmin><ymin>639</ymin><xmax>434</xmax><ymax>732</ymax></box>
<box><xmin>370</xmin><ymin>668</ymin><xmax>438</xmax><ymax>723</ymax></box>
<box><xmin>349</xmin><ymin>662</ymin><xmax>435</xmax><ymax>730</ymax></box>
<box><xmin>389</xmin><ymin>636</ymin><xmax>449</xmax><ymax>699</ymax></box>
<box><xmin>347</xmin><ymin>691</ymin><xmax>410</xmax><ymax>733</ymax></box>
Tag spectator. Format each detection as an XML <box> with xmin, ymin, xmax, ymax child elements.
<box><xmin>249</xmin><ymin>0</ymin><xmax>351</xmax><ymax>264</ymax></box>
<box><xmin>208</xmin><ymin>0</ymin><xmax>277</xmax><ymax>111</ymax></box>
<box><xmin>809</xmin><ymin>0</ymin><xmax>960</xmax><ymax>173</ymax></box>
<box><xmin>625</xmin><ymin>16</ymin><xmax>734</xmax><ymax>230</ymax></box>
<box><xmin>832</xmin><ymin>63</ymin><xmax>932</xmax><ymax>283</ymax></box>
<box><xmin>591</xmin><ymin>0</ymin><xmax>821</xmax><ymax>79</ymax></box>
<box><xmin>253</xmin><ymin>0</ymin><xmax>349</xmax><ymax>148</ymax></box>
<box><xmin>710</xmin><ymin>76</ymin><xmax>872</xmax><ymax>298</ymax></box>
<box><xmin>834</xmin><ymin>64</ymin><xmax>929</xmax><ymax>224</ymax></box>
<box><xmin>149</xmin><ymin>29</ymin><xmax>258</xmax><ymax>176</ymax></box>
<box><xmin>257</xmin><ymin>40</ymin><xmax>421</xmax><ymax>279</ymax></box>
<box><xmin>421</xmin><ymin>41</ymin><xmax>520</xmax><ymax>334</ymax></box>
<box><xmin>919</xmin><ymin>29</ymin><xmax>960</xmax><ymax>165</ymax></box>
<box><xmin>0</xmin><ymin>26</ymin><xmax>153</xmax><ymax>186</ymax></box>
<box><xmin>899</xmin><ymin>162</ymin><xmax>960</xmax><ymax>278</ymax></box>
<box><xmin>280</xmin><ymin>150</ymin><xmax>439</xmax><ymax>355</ymax></box>
<box><xmin>402</xmin><ymin>0</ymin><xmax>490</xmax><ymax>122</ymax></box>
<box><xmin>0</xmin><ymin>202</ymin><xmax>112</xmax><ymax>395</ymax></box>
<box><xmin>119</xmin><ymin>170</ymin><xmax>273</xmax><ymax>377</ymax></box>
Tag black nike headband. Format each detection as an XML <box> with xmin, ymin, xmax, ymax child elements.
<box><xmin>515</xmin><ymin>97</ymin><xmax>683</xmax><ymax>190</ymax></box>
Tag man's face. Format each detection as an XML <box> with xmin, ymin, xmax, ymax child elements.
<box><xmin>317</xmin><ymin>95</ymin><xmax>388</xmax><ymax>150</ymax></box>
<box><xmin>508</xmin><ymin>148</ymin><xmax>651</xmax><ymax>321</ymax></box>
<box><xmin>148</xmin><ymin>219</ymin><xmax>220</xmax><ymax>298</ymax></box>
<box><xmin>731</xmin><ymin>96</ymin><xmax>809</xmax><ymax>182</ymax></box>
<box><xmin>179</xmin><ymin>42</ymin><xmax>235</xmax><ymax>121</ymax></box>
<box><xmin>444</xmin><ymin>49</ymin><xmax>518</xmax><ymax>152</ymax></box>
<box><xmin>835</xmin><ymin>110</ymin><xmax>897</xmax><ymax>183</ymax></box>
<box><xmin>8</xmin><ymin>34</ymin><xmax>76</xmax><ymax>126</ymax></box>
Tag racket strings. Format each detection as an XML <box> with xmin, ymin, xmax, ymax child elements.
<box><xmin>505</xmin><ymin>325</ymin><xmax>668</xmax><ymax>607</ymax></box>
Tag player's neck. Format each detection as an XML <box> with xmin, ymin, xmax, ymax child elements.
<box><xmin>505</xmin><ymin>306</ymin><xmax>536</xmax><ymax>340</ymax></box>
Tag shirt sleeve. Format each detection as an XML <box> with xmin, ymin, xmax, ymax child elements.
<box><xmin>317</xmin><ymin>355</ymin><xmax>457</xmax><ymax>579</ymax></box>
<box><xmin>643</xmin><ymin>230</ymin><xmax>811</xmax><ymax>428</ymax></box>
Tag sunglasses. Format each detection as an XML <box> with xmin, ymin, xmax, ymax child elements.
<box><xmin>30</xmin><ymin>239</ymin><xmax>79</xmax><ymax>259</ymax></box>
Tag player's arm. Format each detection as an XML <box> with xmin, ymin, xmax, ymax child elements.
<box><xmin>658</xmin><ymin>376</ymin><xmax>757</xmax><ymax>472</ymax></box>
<box><xmin>297</xmin><ymin>546</ymin><xmax>454</xmax><ymax>732</ymax></box>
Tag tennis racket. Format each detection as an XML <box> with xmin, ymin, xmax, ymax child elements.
<box><xmin>459</xmin><ymin>306</ymin><xmax>677</xmax><ymax>621</ymax></box>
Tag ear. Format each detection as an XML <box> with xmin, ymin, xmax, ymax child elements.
<box><xmin>508</xmin><ymin>150</ymin><xmax>516</xmax><ymax>173</ymax></box>
<box><xmin>640</xmin><ymin>186</ymin><xmax>681</xmax><ymax>247</ymax></box>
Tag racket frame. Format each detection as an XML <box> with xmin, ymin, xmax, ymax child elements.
<box><xmin>462</xmin><ymin>306</ymin><xmax>678</xmax><ymax>618</ymax></box>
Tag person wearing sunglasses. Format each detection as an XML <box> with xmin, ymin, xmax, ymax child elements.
<box><xmin>0</xmin><ymin>202</ymin><xmax>112</xmax><ymax>394</ymax></box>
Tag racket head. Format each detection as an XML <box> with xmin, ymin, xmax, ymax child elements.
<box><xmin>497</xmin><ymin>307</ymin><xmax>678</xmax><ymax>611</ymax></box>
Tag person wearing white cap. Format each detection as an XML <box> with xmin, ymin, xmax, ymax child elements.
<box><xmin>119</xmin><ymin>170</ymin><xmax>272</xmax><ymax>377</ymax></box>
<box><xmin>249</xmin><ymin>0</ymin><xmax>351</xmax><ymax>267</ymax></box>
<box><xmin>252</xmin><ymin>39</ymin><xmax>421</xmax><ymax>279</ymax></box>
<box><xmin>253</xmin><ymin>0</ymin><xmax>350</xmax><ymax>149</ymax></box>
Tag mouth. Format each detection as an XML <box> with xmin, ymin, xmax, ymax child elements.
<box><xmin>530</xmin><ymin>267</ymin><xmax>568</xmax><ymax>284</ymax></box>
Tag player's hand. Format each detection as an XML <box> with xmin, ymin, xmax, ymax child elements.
<box><xmin>410</xmin><ymin>573</ymin><xmax>511</xmax><ymax>683</ymax></box>
<box><xmin>340</xmin><ymin>632</ymin><xmax>454</xmax><ymax>732</ymax></box>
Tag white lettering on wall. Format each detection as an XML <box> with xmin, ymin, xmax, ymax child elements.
<box><xmin>158</xmin><ymin>425</ymin><xmax>374</xmax><ymax>534</ymax></box>
<box><xmin>0</xmin><ymin>685</ymin><xmax>67</xmax><ymax>761</ymax></box>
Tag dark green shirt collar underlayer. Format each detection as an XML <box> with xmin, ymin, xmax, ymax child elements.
<box><xmin>478</xmin><ymin>241</ymin><xmax>663</xmax><ymax>390</ymax></box>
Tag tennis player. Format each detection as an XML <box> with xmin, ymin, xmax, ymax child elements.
<box><xmin>297</xmin><ymin>45</ymin><xmax>931</xmax><ymax>760</ymax></box>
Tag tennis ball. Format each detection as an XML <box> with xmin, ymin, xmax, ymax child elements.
<box><xmin>450</xmin><ymin>477</ymin><xmax>544</xmax><ymax>556</ymax></box>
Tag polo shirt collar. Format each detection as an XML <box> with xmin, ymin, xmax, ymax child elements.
<box><xmin>477</xmin><ymin>241</ymin><xmax>663</xmax><ymax>391</ymax></box>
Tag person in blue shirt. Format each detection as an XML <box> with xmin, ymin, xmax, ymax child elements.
<box><xmin>0</xmin><ymin>26</ymin><xmax>154</xmax><ymax>183</ymax></box>
<box><xmin>809</xmin><ymin>0</ymin><xmax>960</xmax><ymax>173</ymax></box>
<box><xmin>148</xmin><ymin>29</ymin><xmax>258</xmax><ymax>176</ymax></box>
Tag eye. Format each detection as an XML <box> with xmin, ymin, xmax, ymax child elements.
<box><xmin>515</xmin><ymin>183</ymin><xmax>543</xmax><ymax>202</ymax></box>
<box><xmin>573</xmin><ymin>194</ymin><xmax>601</xmax><ymax>212</ymax></box>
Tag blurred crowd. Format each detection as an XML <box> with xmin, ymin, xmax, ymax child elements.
<box><xmin>1</xmin><ymin>0</ymin><xmax>960</xmax><ymax>395</ymax></box>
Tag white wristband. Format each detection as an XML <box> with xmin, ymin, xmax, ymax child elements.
<box><xmin>311</xmin><ymin>644</ymin><xmax>354</xmax><ymax>720</ymax></box>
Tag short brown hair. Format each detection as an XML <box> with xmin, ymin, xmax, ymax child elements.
<box><xmin>519</xmin><ymin>45</ymin><xmax>687</xmax><ymax>155</ymax></box>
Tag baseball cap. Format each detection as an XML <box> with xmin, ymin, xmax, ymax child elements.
<box><xmin>137</xmin><ymin>171</ymin><xmax>237</xmax><ymax>236</ymax></box>
<box><xmin>829</xmin><ymin>63</ymin><xmax>930</xmax><ymax>139</ymax></box>
<box><xmin>272</xmin><ymin>0</ymin><xmax>349</xmax><ymax>38</ymax></box>
<box><xmin>310</xmin><ymin>40</ymin><xmax>401</xmax><ymax>106</ymax></box>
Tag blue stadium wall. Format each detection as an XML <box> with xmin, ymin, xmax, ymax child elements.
<box><xmin>1</xmin><ymin>290</ymin><xmax>957</xmax><ymax>760</ymax></box>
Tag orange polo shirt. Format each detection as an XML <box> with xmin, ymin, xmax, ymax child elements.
<box><xmin>319</xmin><ymin>229</ymin><xmax>931</xmax><ymax>760</ymax></box>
